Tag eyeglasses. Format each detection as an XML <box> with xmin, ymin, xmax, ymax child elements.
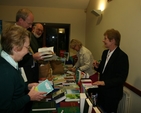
<box><xmin>24</xmin><ymin>46</ymin><xmax>30</xmax><ymax>50</ymax></box>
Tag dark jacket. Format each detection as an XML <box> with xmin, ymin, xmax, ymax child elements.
<box><xmin>0</xmin><ymin>57</ymin><xmax>30</xmax><ymax>113</ymax></box>
<box><xmin>96</xmin><ymin>47</ymin><xmax>129</xmax><ymax>100</ymax></box>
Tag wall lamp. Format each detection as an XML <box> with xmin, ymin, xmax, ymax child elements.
<box><xmin>91</xmin><ymin>9</ymin><xmax>102</xmax><ymax>16</ymax></box>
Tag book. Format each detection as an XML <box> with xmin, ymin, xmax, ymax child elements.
<box><xmin>52</xmin><ymin>89</ymin><xmax>66</xmax><ymax>103</ymax></box>
<box><xmin>81</xmin><ymin>82</ymin><xmax>98</xmax><ymax>93</ymax></box>
<box><xmin>65</xmin><ymin>89</ymin><xmax>80</xmax><ymax>102</ymax></box>
<box><xmin>31</xmin><ymin>101</ymin><xmax>56</xmax><ymax>111</ymax></box>
<box><xmin>62</xmin><ymin>83</ymin><xmax>80</xmax><ymax>90</ymax></box>
<box><xmin>83</xmin><ymin>98</ymin><xmax>93</xmax><ymax>113</ymax></box>
<box><xmin>35</xmin><ymin>79</ymin><xmax>54</xmax><ymax>94</ymax></box>
<box><xmin>76</xmin><ymin>70</ymin><xmax>86</xmax><ymax>83</ymax></box>
<box><xmin>60</xmin><ymin>101</ymin><xmax>79</xmax><ymax>107</ymax></box>
<box><xmin>66</xmin><ymin>70</ymin><xmax>75</xmax><ymax>75</ymax></box>
<box><xmin>80</xmin><ymin>93</ymin><xmax>87</xmax><ymax>113</ymax></box>
<box><xmin>80</xmin><ymin>78</ymin><xmax>92</xmax><ymax>83</ymax></box>
<box><xmin>30</xmin><ymin>110</ymin><xmax>57</xmax><ymax>113</ymax></box>
<box><xmin>52</xmin><ymin>89</ymin><xmax>66</xmax><ymax>100</ymax></box>
<box><xmin>38</xmin><ymin>47</ymin><xmax>54</xmax><ymax>55</ymax></box>
<box><xmin>57</xmin><ymin>106</ymin><xmax>80</xmax><ymax>113</ymax></box>
<box><xmin>92</xmin><ymin>107</ymin><xmax>102</xmax><ymax>113</ymax></box>
<box><xmin>53</xmin><ymin>75</ymin><xmax>66</xmax><ymax>85</ymax></box>
<box><xmin>54</xmin><ymin>95</ymin><xmax>66</xmax><ymax>103</ymax></box>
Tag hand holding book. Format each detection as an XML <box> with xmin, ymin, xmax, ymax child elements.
<box><xmin>28</xmin><ymin>86</ymin><xmax>47</xmax><ymax>101</ymax></box>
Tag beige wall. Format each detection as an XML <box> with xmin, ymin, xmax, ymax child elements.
<box><xmin>0</xmin><ymin>5</ymin><xmax>86</xmax><ymax>55</ymax></box>
<box><xmin>86</xmin><ymin>0</ymin><xmax>141</xmax><ymax>112</ymax></box>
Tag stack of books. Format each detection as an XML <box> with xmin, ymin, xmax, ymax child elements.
<box><xmin>52</xmin><ymin>88</ymin><xmax>66</xmax><ymax>103</ymax></box>
<box><xmin>80</xmin><ymin>78</ymin><xmax>98</xmax><ymax>93</ymax></box>
<box><xmin>65</xmin><ymin>89</ymin><xmax>80</xmax><ymax>102</ymax></box>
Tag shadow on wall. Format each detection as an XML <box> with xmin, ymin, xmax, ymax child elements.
<box><xmin>96</xmin><ymin>14</ymin><xmax>103</xmax><ymax>25</ymax></box>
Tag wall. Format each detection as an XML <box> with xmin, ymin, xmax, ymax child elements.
<box><xmin>0</xmin><ymin>5</ymin><xmax>86</xmax><ymax>55</ymax></box>
<box><xmin>86</xmin><ymin>0</ymin><xmax>141</xmax><ymax>112</ymax></box>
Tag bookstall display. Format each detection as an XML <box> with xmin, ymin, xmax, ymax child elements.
<box><xmin>31</xmin><ymin>50</ymin><xmax>103</xmax><ymax>113</ymax></box>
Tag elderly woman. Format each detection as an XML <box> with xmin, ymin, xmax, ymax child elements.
<box><xmin>69</xmin><ymin>39</ymin><xmax>95</xmax><ymax>77</ymax></box>
<box><xmin>0</xmin><ymin>25</ymin><xmax>46</xmax><ymax>113</ymax></box>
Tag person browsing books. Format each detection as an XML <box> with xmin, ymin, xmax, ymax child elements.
<box><xmin>16</xmin><ymin>8</ymin><xmax>44</xmax><ymax>83</ymax></box>
<box><xmin>69</xmin><ymin>39</ymin><xmax>95</xmax><ymax>77</ymax></box>
<box><xmin>93</xmin><ymin>29</ymin><xmax>129</xmax><ymax>113</ymax></box>
<box><xmin>0</xmin><ymin>25</ymin><xmax>46</xmax><ymax>113</ymax></box>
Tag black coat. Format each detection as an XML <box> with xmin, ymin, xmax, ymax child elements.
<box><xmin>96</xmin><ymin>47</ymin><xmax>129</xmax><ymax>101</ymax></box>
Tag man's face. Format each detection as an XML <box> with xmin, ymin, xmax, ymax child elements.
<box><xmin>20</xmin><ymin>13</ymin><xmax>34</xmax><ymax>29</ymax></box>
<box><xmin>32</xmin><ymin>24</ymin><xmax>43</xmax><ymax>38</ymax></box>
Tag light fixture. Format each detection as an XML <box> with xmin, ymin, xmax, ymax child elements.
<box><xmin>91</xmin><ymin>9</ymin><xmax>102</xmax><ymax>16</ymax></box>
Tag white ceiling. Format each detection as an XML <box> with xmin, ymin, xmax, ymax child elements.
<box><xmin>0</xmin><ymin>0</ymin><xmax>90</xmax><ymax>10</ymax></box>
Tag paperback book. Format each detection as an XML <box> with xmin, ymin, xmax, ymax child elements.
<box><xmin>80</xmin><ymin>93</ymin><xmax>87</xmax><ymax>113</ymax></box>
<box><xmin>52</xmin><ymin>88</ymin><xmax>66</xmax><ymax>103</ymax></box>
<box><xmin>31</xmin><ymin>101</ymin><xmax>56</xmax><ymax>111</ymax></box>
<box><xmin>65</xmin><ymin>89</ymin><xmax>80</xmax><ymax>102</ymax></box>
<box><xmin>35</xmin><ymin>79</ymin><xmax>54</xmax><ymax>94</ymax></box>
<box><xmin>38</xmin><ymin>47</ymin><xmax>54</xmax><ymax>56</ymax></box>
<box><xmin>83</xmin><ymin>98</ymin><xmax>93</xmax><ymax>113</ymax></box>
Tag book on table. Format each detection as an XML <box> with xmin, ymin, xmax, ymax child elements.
<box><xmin>35</xmin><ymin>79</ymin><xmax>54</xmax><ymax>94</ymax></box>
<box><xmin>65</xmin><ymin>89</ymin><xmax>80</xmax><ymax>102</ymax></box>
<box><xmin>80</xmin><ymin>93</ymin><xmax>87</xmax><ymax>113</ymax></box>
<box><xmin>31</xmin><ymin>101</ymin><xmax>56</xmax><ymax>112</ymax></box>
<box><xmin>53</xmin><ymin>75</ymin><xmax>66</xmax><ymax>85</ymax></box>
<box><xmin>83</xmin><ymin>98</ymin><xmax>93</xmax><ymax>113</ymax></box>
<box><xmin>52</xmin><ymin>88</ymin><xmax>66</xmax><ymax>103</ymax></box>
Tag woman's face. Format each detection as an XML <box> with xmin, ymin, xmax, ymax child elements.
<box><xmin>13</xmin><ymin>37</ymin><xmax>30</xmax><ymax>62</ymax></box>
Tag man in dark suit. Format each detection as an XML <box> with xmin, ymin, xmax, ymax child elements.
<box><xmin>93</xmin><ymin>29</ymin><xmax>129</xmax><ymax>113</ymax></box>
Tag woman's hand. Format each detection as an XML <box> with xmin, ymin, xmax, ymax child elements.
<box><xmin>28</xmin><ymin>83</ymin><xmax>38</xmax><ymax>90</ymax></box>
<box><xmin>28</xmin><ymin>86</ymin><xmax>47</xmax><ymax>101</ymax></box>
<box><xmin>93</xmin><ymin>81</ymin><xmax>105</xmax><ymax>86</ymax></box>
<box><xmin>93</xmin><ymin>60</ymin><xmax>100</xmax><ymax>68</ymax></box>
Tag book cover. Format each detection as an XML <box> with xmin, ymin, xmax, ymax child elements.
<box><xmin>76</xmin><ymin>70</ymin><xmax>86</xmax><ymax>83</ymax></box>
<box><xmin>62</xmin><ymin>83</ymin><xmax>80</xmax><ymax>90</ymax></box>
<box><xmin>83</xmin><ymin>98</ymin><xmax>93</xmax><ymax>113</ymax></box>
<box><xmin>38</xmin><ymin>47</ymin><xmax>54</xmax><ymax>55</ymax></box>
<box><xmin>54</xmin><ymin>95</ymin><xmax>66</xmax><ymax>103</ymax></box>
<box><xmin>65</xmin><ymin>93</ymin><xmax>80</xmax><ymax>102</ymax></box>
<box><xmin>66</xmin><ymin>89</ymin><xmax>80</xmax><ymax>94</ymax></box>
<box><xmin>53</xmin><ymin>75</ymin><xmax>66</xmax><ymax>85</ymax></box>
<box><xmin>52</xmin><ymin>89</ymin><xmax>66</xmax><ymax>100</ymax></box>
<box><xmin>80</xmin><ymin>93</ymin><xmax>87</xmax><ymax>113</ymax></box>
<box><xmin>32</xmin><ymin>101</ymin><xmax>56</xmax><ymax>111</ymax></box>
<box><xmin>57</xmin><ymin>106</ymin><xmax>80</xmax><ymax>113</ymax></box>
<box><xmin>60</xmin><ymin>101</ymin><xmax>79</xmax><ymax>107</ymax></box>
<box><xmin>35</xmin><ymin>79</ymin><xmax>54</xmax><ymax>94</ymax></box>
